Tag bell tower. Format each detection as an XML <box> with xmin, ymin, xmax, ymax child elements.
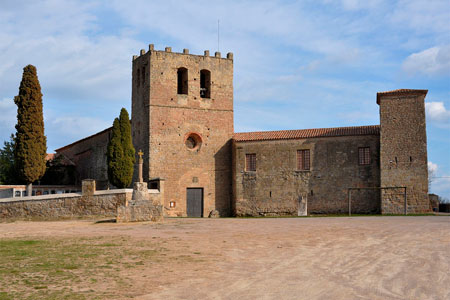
<box><xmin>131</xmin><ymin>44</ymin><xmax>234</xmax><ymax>217</ymax></box>
<box><xmin>378</xmin><ymin>89</ymin><xmax>430</xmax><ymax>213</ymax></box>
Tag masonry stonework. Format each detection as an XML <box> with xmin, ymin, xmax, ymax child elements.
<box><xmin>233</xmin><ymin>129</ymin><xmax>380</xmax><ymax>216</ymax></box>
<box><xmin>132</xmin><ymin>46</ymin><xmax>233</xmax><ymax>217</ymax></box>
<box><xmin>378</xmin><ymin>90</ymin><xmax>430</xmax><ymax>214</ymax></box>
<box><xmin>52</xmin><ymin>44</ymin><xmax>430</xmax><ymax>217</ymax></box>
<box><xmin>55</xmin><ymin>128</ymin><xmax>111</xmax><ymax>189</ymax></box>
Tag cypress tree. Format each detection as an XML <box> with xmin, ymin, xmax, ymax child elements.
<box><xmin>107</xmin><ymin>108</ymin><xmax>135</xmax><ymax>188</ymax></box>
<box><xmin>14</xmin><ymin>65</ymin><xmax>47</xmax><ymax>195</ymax></box>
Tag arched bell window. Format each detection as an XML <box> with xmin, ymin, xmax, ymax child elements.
<box><xmin>177</xmin><ymin>67</ymin><xmax>188</xmax><ymax>95</ymax></box>
<box><xmin>200</xmin><ymin>69</ymin><xmax>211</xmax><ymax>98</ymax></box>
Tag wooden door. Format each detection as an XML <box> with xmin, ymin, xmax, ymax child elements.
<box><xmin>187</xmin><ymin>188</ymin><xmax>203</xmax><ymax>217</ymax></box>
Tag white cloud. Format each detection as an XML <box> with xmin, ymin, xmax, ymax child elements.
<box><xmin>430</xmin><ymin>176</ymin><xmax>450</xmax><ymax>199</ymax></box>
<box><xmin>47</xmin><ymin>116</ymin><xmax>111</xmax><ymax>151</ymax></box>
<box><xmin>428</xmin><ymin>161</ymin><xmax>438</xmax><ymax>174</ymax></box>
<box><xmin>425</xmin><ymin>102</ymin><xmax>450</xmax><ymax>128</ymax></box>
<box><xmin>402</xmin><ymin>45</ymin><xmax>450</xmax><ymax>76</ymax></box>
<box><xmin>390</xmin><ymin>0</ymin><xmax>450</xmax><ymax>41</ymax></box>
<box><xmin>0</xmin><ymin>0</ymin><xmax>141</xmax><ymax>150</ymax></box>
<box><xmin>427</xmin><ymin>162</ymin><xmax>450</xmax><ymax>199</ymax></box>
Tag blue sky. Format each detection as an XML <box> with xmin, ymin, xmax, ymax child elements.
<box><xmin>0</xmin><ymin>0</ymin><xmax>449</xmax><ymax>198</ymax></box>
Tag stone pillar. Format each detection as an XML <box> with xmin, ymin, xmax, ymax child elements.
<box><xmin>82</xmin><ymin>179</ymin><xmax>96</xmax><ymax>196</ymax></box>
<box><xmin>132</xmin><ymin>182</ymin><xmax>149</xmax><ymax>201</ymax></box>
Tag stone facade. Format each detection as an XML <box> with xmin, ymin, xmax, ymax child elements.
<box><xmin>53</xmin><ymin>45</ymin><xmax>430</xmax><ymax>217</ymax></box>
<box><xmin>132</xmin><ymin>45</ymin><xmax>234</xmax><ymax>217</ymax></box>
<box><xmin>55</xmin><ymin>128</ymin><xmax>111</xmax><ymax>189</ymax></box>
<box><xmin>378</xmin><ymin>90</ymin><xmax>430</xmax><ymax>214</ymax></box>
<box><xmin>233</xmin><ymin>130</ymin><xmax>381</xmax><ymax>216</ymax></box>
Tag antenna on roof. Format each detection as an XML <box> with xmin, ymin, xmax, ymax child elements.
<box><xmin>217</xmin><ymin>19</ymin><xmax>220</xmax><ymax>52</ymax></box>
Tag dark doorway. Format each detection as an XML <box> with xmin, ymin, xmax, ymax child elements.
<box><xmin>187</xmin><ymin>188</ymin><xmax>203</xmax><ymax>217</ymax></box>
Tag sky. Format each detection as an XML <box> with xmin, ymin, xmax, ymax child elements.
<box><xmin>0</xmin><ymin>0</ymin><xmax>449</xmax><ymax>198</ymax></box>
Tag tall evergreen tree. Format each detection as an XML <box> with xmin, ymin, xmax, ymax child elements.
<box><xmin>107</xmin><ymin>108</ymin><xmax>135</xmax><ymax>188</ymax></box>
<box><xmin>14</xmin><ymin>65</ymin><xmax>47</xmax><ymax>195</ymax></box>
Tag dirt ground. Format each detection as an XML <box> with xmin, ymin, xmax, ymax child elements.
<box><xmin>1</xmin><ymin>216</ymin><xmax>449</xmax><ymax>299</ymax></box>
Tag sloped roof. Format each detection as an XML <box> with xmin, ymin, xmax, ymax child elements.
<box><xmin>233</xmin><ymin>125</ymin><xmax>380</xmax><ymax>142</ymax></box>
<box><xmin>55</xmin><ymin>127</ymin><xmax>112</xmax><ymax>152</ymax></box>
<box><xmin>376</xmin><ymin>89</ymin><xmax>428</xmax><ymax>104</ymax></box>
<box><xmin>46</xmin><ymin>153</ymin><xmax>76</xmax><ymax>166</ymax></box>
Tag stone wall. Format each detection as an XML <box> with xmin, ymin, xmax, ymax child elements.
<box><xmin>429</xmin><ymin>194</ymin><xmax>439</xmax><ymax>212</ymax></box>
<box><xmin>55</xmin><ymin>128</ymin><xmax>111</xmax><ymax>189</ymax></box>
<box><xmin>132</xmin><ymin>45</ymin><xmax>234</xmax><ymax>217</ymax></box>
<box><xmin>116</xmin><ymin>181</ymin><xmax>164</xmax><ymax>222</ymax></box>
<box><xmin>378</xmin><ymin>90</ymin><xmax>430</xmax><ymax>214</ymax></box>
<box><xmin>116</xmin><ymin>194</ymin><xmax>163</xmax><ymax>222</ymax></box>
<box><xmin>233</xmin><ymin>135</ymin><xmax>380</xmax><ymax>216</ymax></box>
<box><xmin>0</xmin><ymin>180</ymin><xmax>135</xmax><ymax>220</ymax></box>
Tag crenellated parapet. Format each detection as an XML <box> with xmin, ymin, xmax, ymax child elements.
<box><xmin>132</xmin><ymin>44</ymin><xmax>233</xmax><ymax>61</ymax></box>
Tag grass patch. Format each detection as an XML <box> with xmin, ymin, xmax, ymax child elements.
<box><xmin>0</xmin><ymin>236</ymin><xmax>168</xmax><ymax>299</ymax></box>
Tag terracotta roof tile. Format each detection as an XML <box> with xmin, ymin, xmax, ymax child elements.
<box><xmin>233</xmin><ymin>125</ymin><xmax>380</xmax><ymax>142</ymax></box>
<box><xmin>376</xmin><ymin>89</ymin><xmax>427</xmax><ymax>104</ymax></box>
<box><xmin>45</xmin><ymin>153</ymin><xmax>55</xmax><ymax>161</ymax></box>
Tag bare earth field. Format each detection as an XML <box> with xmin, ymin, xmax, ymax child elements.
<box><xmin>0</xmin><ymin>216</ymin><xmax>449</xmax><ymax>299</ymax></box>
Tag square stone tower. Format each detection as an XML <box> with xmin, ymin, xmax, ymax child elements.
<box><xmin>378</xmin><ymin>89</ymin><xmax>430</xmax><ymax>213</ymax></box>
<box><xmin>131</xmin><ymin>45</ymin><xmax>234</xmax><ymax>217</ymax></box>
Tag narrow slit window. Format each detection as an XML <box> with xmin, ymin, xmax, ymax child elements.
<box><xmin>358</xmin><ymin>147</ymin><xmax>370</xmax><ymax>165</ymax></box>
<box><xmin>297</xmin><ymin>150</ymin><xmax>310</xmax><ymax>170</ymax></box>
<box><xmin>141</xmin><ymin>66</ymin><xmax>146</xmax><ymax>85</ymax></box>
<box><xmin>177</xmin><ymin>67</ymin><xmax>188</xmax><ymax>95</ymax></box>
<box><xmin>200</xmin><ymin>69</ymin><xmax>211</xmax><ymax>98</ymax></box>
<box><xmin>245</xmin><ymin>153</ymin><xmax>256</xmax><ymax>172</ymax></box>
<box><xmin>137</xmin><ymin>68</ymin><xmax>140</xmax><ymax>87</ymax></box>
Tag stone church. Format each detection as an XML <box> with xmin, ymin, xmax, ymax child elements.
<box><xmin>55</xmin><ymin>45</ymin><xmax>430</xmax><ymax>217</ymax></box>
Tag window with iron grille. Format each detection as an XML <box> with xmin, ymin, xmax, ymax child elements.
<box><xmin>245</xmin><ymin>153</ymin><xmax>256</xmax><ymax>171</ymax></box>
<box><xmin>297</xmin><ymin>150</ymin><xmax>310</xmax><ymax>170</ymax></box>
<box><xmin>358</xmin><ymin>147</ymin><xmax>370</xmax><ymax>165</ymax></box>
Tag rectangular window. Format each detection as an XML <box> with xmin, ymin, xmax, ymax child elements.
<box><xmin>245</xmin><ymin>153</ymin><xmax>256</xmax><ymax>171</ymax></box>
<box><xmin>141</xmin><ymin>66</ymin><xmax>146</xmax><ymax>85</ymax></box>
<box><xmin>297</xmin><ymin>150</ymin><xmax>310</xmax><ymax>170</ymax></box>
<box><xmin>359</xmin><ymin>147</ymin><xmax>370</xmax><ymax>165</ymax></box>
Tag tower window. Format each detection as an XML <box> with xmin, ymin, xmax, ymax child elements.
<box><xmin>177</xmin><ymin>67</ymin><xmax>188</xmax><ymax>95</ymax></box>
<box><xmin>358</xmin><ymin>147</ymin><xmax>370</xmax><ymax>165</ymax></box>
<box><xmin>297</xmin><ymin>150</ymin><xmax>310</xmax><ymax>170</ymax></box>
<box><xmin>245</xmin><ymin>153</ymin><xmax>256</xmax><ymax>172</ymax></box>
<box><xmin>200</xmin><ymin>69</ymin><xmax>211</xmax><ymax>98</ymax></box>
<box><xmin>141</xmin><ymin>66</ymin><xmax>146</xmax><ymax>85</ymax></box>
<box><xmin>185</xmin><ymin>133</ymin><xmax>202</xmax><ymax>151</ymax></box>
<box><xmin>137</xmin><ymin>68</ymin><xmax>140</xmax><ymax>87</ymax></box>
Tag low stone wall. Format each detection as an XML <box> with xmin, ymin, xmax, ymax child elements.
<box><xmin>235</xmin><ymin>197</ymin><xmax>298</xmax><ymax>217</ymax></box>
<box><xmin>0</xmin><ymin>180</ymin><xmax>165</xmax><ymax>221</ymax></box>
<box><xmin>0</xmin><ymin>189</ymin><xmax>132</xmax><ymax>220</ymax></box>
<box><xmin>116</xmin><ymin>183</ymin><xmax>164</xmax><ymax>222</ymax></box>
<box><xmin>116</xmin><ymin>199</ymin><xmax>163</xmax><ymax>222</ymax></box>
